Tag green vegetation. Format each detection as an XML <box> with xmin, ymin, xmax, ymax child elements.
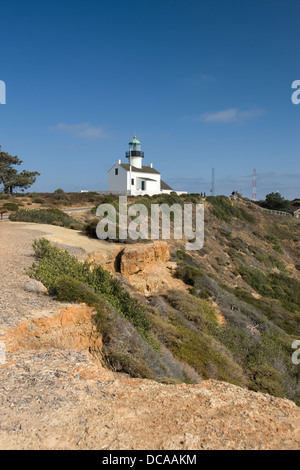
<box><xmin>263</xmin><ymin>192</ymin><xmax>291</xmax><ymax>212</ymax></box>
<box><xmin>265</xmin><ymin>234</ymin><xmax>283</xmax><ymax>254</ymax></box>
<box><xmin>82</xmin><ymin>219</ymin><xmax>99</xmax><ymax>238</ymax></box>
<box><xmin>2</xmin><ymin>202</ymin><xmax>19</xmax><ymax>212</ymax></box>
<box><xmin>206</xmin><ymin>196</ymin><xmax>255</xmax><ymax>223</ymax></box>
<box><xmin>32</xmin><ymin>197</ymin><xmax>46</xmax><ymax>204</ymax></box>
<box><xmin>27</xmin><ymin>239</ymin><xmax>205</xmax><ymax>382</ymax></box>
<box><xmin>0</xmin><ymin>149</ymin><xmax>40</xmax><ymax>194</ymax></box>
<box><xmin>173</xmin><ymin>250</ymin><xmax>203</xmax><ymax>286</ymax></box>
<box><xmin>148</xmin><ymin>290</ymin><xmax>245</xmax><ymax>385</ymax></box>
<box><xmin>9</xmin><ymin>208</ymin><xmax>83</xmax><ymax>229</ymax></box>
<box><xmin>27</xmin><ymin>238</ymin><xmax>151</xmax><ymax>338</ymax></box>
<box><xmin>238</xmin><ymin>266</ymin><xmax>300</xmax><ymax>313</ymax></box>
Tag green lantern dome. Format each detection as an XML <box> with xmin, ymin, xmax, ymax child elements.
<box><xmin>129</xmin><ymin>136</ymin><xmax>141</xmax><ymax>145</ymax></box>
<box><xmin>126</xmin><ymin>136</ymin><xmax>144</xmax><ymax>159</ymax></box>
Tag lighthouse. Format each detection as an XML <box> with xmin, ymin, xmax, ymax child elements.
<box><xmin>125</xmin><ymin>136</ymin><xmax>144</xmax><ymax>169</ymax></box>
<box><xmin>108</xmin><ymin>136</ymin><xmax>186</xmax><ymax>196</ymax></box>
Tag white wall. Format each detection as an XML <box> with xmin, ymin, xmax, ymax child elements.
<box><xmin>130</xmin><ymin>171</ymin><xmax>161</xmax><ymax>196</ymax></box>
<box><xmin>108</xmin><ymin>163</ymin><xmax>128</xmax><ymax>194</ymax></box>
<box><xmin>128</xmin><ymin>156</ymin><xmax>143</xmax><ymax>169</ymax></box>
<box><xmin>108</xmin><ymin>162</ymin><xmax>185</xmax><ymax>196</ymax></box>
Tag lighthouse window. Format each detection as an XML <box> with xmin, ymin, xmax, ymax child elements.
<box><xmin>141</xmin><ymin>181</ymin><xmax>146</xmax><ymax>191</ymax></box>
<box><xmin>131</xmin><ymin>179</ymin><xmax>134</xmax><ymax>186</ymax></box>
<box><xmin>115</xmin><ymin>168</ymin><xmax>118</xmax><ymax>175</ymax></box>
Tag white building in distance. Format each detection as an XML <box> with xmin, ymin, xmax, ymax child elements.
<box><xmin>108</xmin><ymin>136</ymin><xmax>185</xmax><ymax>196</ymax></box>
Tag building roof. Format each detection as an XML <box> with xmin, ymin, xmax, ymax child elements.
<box><xmin>161</xmin><ymin>180</ymin><xmax>173</xmax><ymax>190</ymax></box>
<box><xmin>129</xmin><ymin>136</ymin><xmax>141</xmax><ymax>145</ymax></box>
<box><xmin>136</xmin><ymin>177</ymin><xmax>156</xmax><ymax>181</ymax></box>
<box><xmin>120</xmin><ymin>163</ymin><xmax>160</xmax><ymax>174</ymax></box>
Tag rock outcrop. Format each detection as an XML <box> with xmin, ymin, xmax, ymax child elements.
<box><xmin>2</xmin><ymin>304</ymin><xmax>104</xmax><ymax>358</ymax></box>
<box><xmin>24</xmin><ymin>279</ymin><xmax>49</xmax><ymax>295</ymax></box>
<box><xmin>119</xmin><ymin>241</ymin><xmax>170</xmax><ymax>275</ymax></box>
<box><xmin>87</xmin><ymin>241</ymin><xmax>186</xmax><ymax>295</ymax></box>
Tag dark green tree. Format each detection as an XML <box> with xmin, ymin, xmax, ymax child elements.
<box><xmin>264</xmin><ymin>192</ymin><xmax>290</xmax><ymax>211</ymax></box>
<box><xmin>0</xmin><ymin>147</ymin><xmax>40</xmax><ymax>194</ymax></box>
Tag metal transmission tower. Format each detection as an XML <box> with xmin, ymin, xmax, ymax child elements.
<box><xmin>252</xmin><ymin>168</ymin><xmax>257</xmax><ymax>201</ymax></box>
<box><xmin>210</xmin><ymin>168</ymin><xmax>216</xmax><ymax>196</ymax></box>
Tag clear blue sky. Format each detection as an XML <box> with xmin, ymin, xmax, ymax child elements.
<box><xmin>0</xmin><ymin>0</ymin><xmax>299</xmax><ymax>199</ymax></box>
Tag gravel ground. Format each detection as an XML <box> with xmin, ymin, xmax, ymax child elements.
<box><xmin>0</xmin><ymin>221</ymin><xmax>70</xmax><ymax>332</ymax></box>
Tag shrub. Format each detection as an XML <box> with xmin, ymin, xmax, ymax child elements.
<box><xmin>53</xmin><ymin>188</ymin><xmax>70</xmax><ymax>203</ymax></box>
<box><xmin>206</xmin><ymin>196</ymin><xmax>255</xmax><ymax>223</ymax></box>
<box><xmin>9</xmin><ymin>208</ymin><xmax>83</xmax><ymax>229</ymax></box>
<box><xmin>54</xmin><ymin>188</ymin><xmax>65</xmax><ymax>195</ymax></box>
<box><xmin>249</xmin><ymin>364</ymin><xmax>284</xmax><ymax>397</ymax></box>
<box><xmin>2</xmin><ymin>202</ymin><xmax>19</xmax><ymax>212</ymax></box>
<box><xmin>149</xmin><ymin>292</ymin><xmax>245</xmax><ymax>385</ymax></box>
<box><xmin>27</xmin><ymin>239</ymin><xmax>151</xmax><ymax>338</ymax></box>
<box><xmin>175</xmin><ymin>264</ymin><xmax>203</xmax><ymax>286</ymax></box>
<box><xmin>33</xmin><ymin>197</ymin><xmax>46</xmax><ymax>204</ymax></box>
<box><xmin>265</xmin><ymin>234</ymin><xmax>283</xmax><ymax>254</ymax></box>
<box><xmin>239</xmin><ymin>265</ymin><xmax>300</xmax><ymax>312</ymax></box>
<box><xmin>54</xmin><ymin>275</ymin><xmax>102</xmax><ymax>307</ymax></box>
<box><xmin>82</xmin><ymin>219</ymin><xmax>99</xmax><ymax>238</ymax></box>
<box><xmin>228</xmin><ymin>237</ymin><xmax>248</xmax><ymax>252</ymax></box>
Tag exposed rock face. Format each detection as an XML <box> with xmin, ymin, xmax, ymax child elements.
<box><xmin>0</xmin><ymin>295</ymin><xmax>299</xmax><ymax>450</ymax></box>
<box><xmin>2</xmin><ymin>304</ymin><xmax>104</xmax><ymax>357</ymax></box>
<box><xmin>119</xmin><ymin>242</ymin><xmax>187</xmax><ymax>294</ymax></box>
<box><xmin>87</xmin><ymin>245</ymin><xmax>123</xmax><ymax>273</ymax></box>
<box><xmin>119</xmin><ymin>241</ymin><xmax>170</xmax><ymax>276</ymax></box>
<box><xmin>1</xmin><ymin>355</ymin><xmax>300</xmax><ymax>450</ymax></box>
<box><xmin>87</xmin><ymin>241</ymin><xmax>184</xmax><ymax>295</ymax></box>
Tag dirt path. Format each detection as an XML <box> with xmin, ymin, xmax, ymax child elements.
<box><xmin>0</xmin><ymin>221</ymin><xmax>72</xmax><ymax>332</ymax></box>
<box><xmin>0</xmin><ymin>220</ymin><xmax>124</xmax><ymax>332</ymax></box>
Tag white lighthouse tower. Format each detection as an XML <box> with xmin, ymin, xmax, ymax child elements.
<box><xmin>126</xmin><ymin>136</ymin><xmax>144</xmax><ymax>169</ymax></box>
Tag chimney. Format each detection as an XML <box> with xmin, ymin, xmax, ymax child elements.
<box><xmin>149</xmin><ymin>163</ymin><xmax>153</xmax><ymax>168</ymax></box>
<box><xmin>116</xmin><ymin>159</ymin><xmax>121</xmax><ymax>164</ymax></box>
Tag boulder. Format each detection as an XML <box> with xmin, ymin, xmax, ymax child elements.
<box><xmin>24</xmin><ymin>279</ymin><xmax>49</xmax><ymax>295</ymax></box>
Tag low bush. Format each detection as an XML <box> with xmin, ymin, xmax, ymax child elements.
<box><xmin>27</xmin><ymin>238</ymin><xmax>151</xmax><ymax>338</ymax></box>
<box><xmin>206</xmin><ymin>196</ymin><xmax>255</xmax><ymax>223</ymax></box>
<box><xmin>239</xmin><ymin>265</ymin><xmax>300</xmax><ymax>312</ymax></box>
<box><xmin>82</xmin><ymin>219</ymin><xmax>99</xmax><ymax>238</ymax></box>
<box><xmin>9</xmin><ymin>208</ymin><xmax>83</xmax><ymax>229</ymax></box>
<box><xmin>33</xmin><ymin>197</ymin><xmax>46</xmax><ymax>204</ymax></box>
<box><xmin>175</xmin><ymin>263</ymin><xmax>203</xmax><ymax>286</ymax></box>
<box><xmin>265</xmin><ymin>234</ymin><xmax>283</xmax><ymax>254</ymax></box>
<box><xmin>2</xmin><ymin>202</ymin><xmax>19</xmax><ymax>212</ymax></box>
<box><xmin>149</xmin><ymin>291</ymin><xmax>245</xmax><ymax>385</ymax></box>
